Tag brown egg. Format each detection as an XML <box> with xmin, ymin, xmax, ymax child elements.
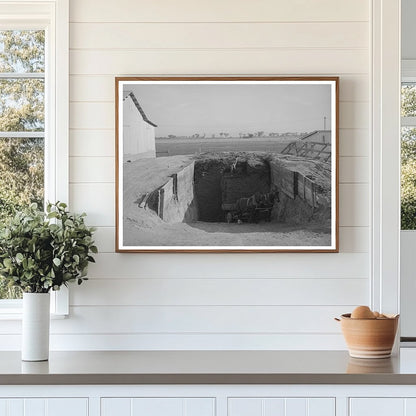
<box><xmin>351</xmin><ymin>305</ymin><xmax>376</xmax><ymax>319</ymax></box>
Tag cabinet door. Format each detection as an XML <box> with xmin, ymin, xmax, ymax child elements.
<box><xmin>0</xmin><ymin>398</ymin><xmax>88</xmax><ymax>416</ymax></box>
<box><xmin>350</xmin><ymin>398</ymin><xmax>416</xmax><ymax>416</ymax></box>
<box><xmin>101</xmin><ymin>398</ymin><xmax>215</xmax><ymax>416</ymax></box>
<box><xmin>228</xmin><ymin>398</ymin><xmax>335</xmax><ymax>416</ymax></box>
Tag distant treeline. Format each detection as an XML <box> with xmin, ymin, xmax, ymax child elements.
<box><xmin>156</xmin><ymin>132</ymin><xmax>307</xmax><ymax>140</ymax></box>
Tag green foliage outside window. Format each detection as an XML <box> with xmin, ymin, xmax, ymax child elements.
<box><xmin>0</xmin><ymin>30</ymin><xmax>45</xmax><ymax>298</ymax></box>
<box><xmin>401</xmin><ymin>128</ymin><xmax>416</xmax><ymax>229</ymax></box>
<box><xmin>402</xmin><ymin>83</ymin><xmax>416</xmax><ymax>230</ymax></box>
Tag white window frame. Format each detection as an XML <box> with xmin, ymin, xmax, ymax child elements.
<box><xmin>0</xmin><ymin>0</ymin><xmax>69</xmax><ymax>317</ymax></box>
<box><xmin>371</xmin><ymin>0</ymin><xmax>401</xmax><ymax>325</ymax></box>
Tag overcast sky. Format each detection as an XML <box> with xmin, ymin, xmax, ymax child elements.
<box><xmin>126</xmin><ymin>83</ymin><xmax>332</xmax><ymax>137</ymax></box>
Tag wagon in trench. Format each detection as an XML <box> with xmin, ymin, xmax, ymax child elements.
<box><xmin>221</xmin><ymin>194</ymin><xmax>275</xmax><ymax>224</ymax></box>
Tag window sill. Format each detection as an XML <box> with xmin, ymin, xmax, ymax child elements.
<box><xmin>0</xmin><ymin>287</ymin><xmax>69</xmax><ymax>318</ymax></box>
<box><xmin>0</xmin><ymin>312</ymin><xmax>68</xmax><ymax>321</ymax></box>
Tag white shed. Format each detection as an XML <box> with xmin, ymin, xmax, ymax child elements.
<box><xmin>123</xmin><ymin>91</ymin><xmax>157</xmax><ymax>160</ymax></box>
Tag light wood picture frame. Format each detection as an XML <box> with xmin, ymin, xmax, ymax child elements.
<box><xmin>115</xmin><ymin>77</ymin><xmax>339</xmax><ymax>253</ymax></box>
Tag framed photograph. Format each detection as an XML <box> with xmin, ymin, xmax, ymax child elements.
<box><xmin>115</xmin><ymin>77</ymin><xmax>339</xmax><ymax>253</ymax></box>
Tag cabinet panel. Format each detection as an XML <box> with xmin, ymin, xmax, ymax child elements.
<box><xmin>102</xmin><ymin>398</ymin><xmax>215</xmax><ymax>416</ymax></box>
<box><xmin>286</xmin><ymin>399</ymin><xmax>307</xmax><ymax>416</ymax></box>
<box><xmin>264</xmin><ymin>399</ymin><xmax>285</xmax><ymax>415</ymax></box>
<box><xmin>7</xmin><ymin>400</ymin><xmax>23</xmax><ymax>416</ymax></box>
<box><xmin>228</xmin><ymin>398</ymin><xmax>335</xmax><ymax>416</ymax></box>
<box><xmin>350</xmin><ymin>398</ymin><xmax>405</xmax><ymax>416</ymax></box>
<box><xmin>309</xmin><ymin>398</ymin><xmax>335</xmax><ymax>416</ymax></box>
<box><xmin>0</xmin><ymin>399</ymin><xmax>87</xmax><ymax>416</ymax></box>
<box><xmin>24</xmin><ymin>400</ymin><xmax>45</xmax><ymax>416</ymax></box>
<box><xmin>228</xmin><ymin>398</ymin><xmax>262</xmax><ymax>416</ymax></box>
<box><xmin>132</xmin><ymin>398</ymin><xmax>182</xmax><ymax>416</ymax></box>
<box><xmin>48</xmin><ymin>398</ymin><xmax>88</xmax><ymax>416</ymax></box>
<box><xmin>185</xmin><ymin>398</ymin><xmax>215</xmax><ymax>416</ymax></box>
<box><xmin>101</xmin><ymin>398</ymin><xmax>131</xmax><ymax>416</ymax></box>
<box><xmin>0</xmin><ymin>400</ymin><xmax>6</xmax><ymax>416</ymax></box>
<box><xmin>405</xmin><ymin>398</ymin><xmax>416</xmax><ymax>415</ymax></box>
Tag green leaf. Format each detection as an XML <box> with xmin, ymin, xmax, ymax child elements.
<box><xmin>52</xmin><ymin>258</ymin><xmax>61</xmax><ymax>267</ymax></box>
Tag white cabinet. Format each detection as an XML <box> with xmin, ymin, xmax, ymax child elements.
<box><xmin>350</xmin><ymin>398</ymin><xmax>416</xmax><ymax>416</ymax></box>
<box><xmin>101</xmin><ymin>397</ymin><xmax>215</xmax><ymax>416</ymax></box>
<box><xmin>0</xmin><ymin>398</ymin><xmax>88</xmax><ymax>416</ymax></box>
<box><xmin>228</xmin><ymin>398</ymin><xmax>335</xmax><ymax>416</ymax></box>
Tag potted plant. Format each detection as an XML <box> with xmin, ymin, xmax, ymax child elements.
<box><xmin>0</xmin><ymin>202</ymin><xmax>97</xmax><ymax>361</ymax></box>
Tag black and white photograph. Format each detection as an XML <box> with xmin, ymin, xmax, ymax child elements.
<box><xmin>116</xmin><ymin>77</ymin><xmax>338</xmax><ymax>252</ymax></box>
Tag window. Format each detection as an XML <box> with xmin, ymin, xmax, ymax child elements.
<box><xmin>0</xmin><ymin>29</ymin><xmax>45</xmax><ymax>299</ymax></box>
<box><xmin>0</xmin><ymin>0</ymin><xmax>69</xmax><ymax>314</ymax></box>
<box><xmin>401</xmin><ymin>70</ymin><xmax>416</xmax><ymax>230</ymax></box>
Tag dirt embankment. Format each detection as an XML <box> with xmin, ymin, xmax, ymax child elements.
<box><xmin>122</xmin><ymin>151</ymin><xmax>332</xmax><ymax>247</ymax></box>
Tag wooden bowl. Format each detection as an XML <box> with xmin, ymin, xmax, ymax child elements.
<box><xmin>337</xmin><ymin>313</ymin><xmax>399</xmax><ymax>359</ymax></box>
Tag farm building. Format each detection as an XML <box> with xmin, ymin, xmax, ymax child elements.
<box><xmin>123</xmin><ymin>91</ymin><xmax>157</xmax><ymax>160</ymax></box>
<box><xmin>299</xmin><ymin>130</ymin><xmax>331</xmax><ymax>144</ymax></box>
<box><xmin>281</xmin><ymin>129</ymin><xmax>332</xmax><ymax>162</ymax></box>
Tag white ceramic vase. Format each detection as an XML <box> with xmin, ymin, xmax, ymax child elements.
<box><xmin>22</xmin><ymin>292</ymin><xmax>50</xmax><ymax>361</ymax></box>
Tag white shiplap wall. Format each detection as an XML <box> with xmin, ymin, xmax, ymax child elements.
<box><xmin>46</xmin><ymin>0</ymin><xmax>371</xmax><ymax>350</ymax></box>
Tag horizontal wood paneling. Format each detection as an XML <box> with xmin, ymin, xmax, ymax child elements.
<box><xmin>339</xmin><ymin>102</ymin><xmax>369</xmax><ymax>129</ymax></box>
<box><xmin>0</xmin><ymin>306</ymin><xmax>353</xmax><ymax>335</ymax></box>
<box><xmin>70</xmin><ymin>75</ymin><xmax>369</xmax><ymax>103</ymax></box>
<box><xmin>69</xmin><ymin>130</ymin><xmax>115</xmax><ymax>157</ymax></box>
<box><xmin>70</xmin><ymin>22</ymin><xmax>368</xmax><ymax>50</ymax></box>
<box><xmin>17</xmin><ymin>0</ymin><xmax>372</xmax><ymax>352</ymax></box>
<box><xmin>339</xmin><ymin>226</ymin><xmax>369</xmax><ymax>252</ymax></box>
<box><xmin>70</xmin><ymin>49</ymin><xmax>369</xmax><ymax>76</ymax></box>
<box><xmin>339</xmin><ymin>157</ymin><xmax>369</xmax><ymax>183</ymax></box>
<box><xmin>91</xmin><ymin>227</ymin><xmax>115</xmax><ymax>253</ymax></box>
<box><xmin>69</xmin><ymin>0</ymin><xmax>369</xmax><ymax>23</ymax></box>
<box><xmin>339</xmin><ymin>184</ymin><xmax>369</xmax><ymax>227</ymax></box>
<box><xmin>86</xmin><ymin>252</ymin><xmax>369</xmax><ymax>279</ymax></box>
<box><xmin>338</xmin><ymin>129</ymin><xmax>369</xmax><ymax>157</ymax></box>
<box><xmin>49</xmin><ymin>306</ymin><xmax>351</xmax><ymax>334</ymax></box>
<box><xmin>70</xmin><ymin>278</ymin><xmax>368</xmax><ymax>306</ymax></box>
<box><xmin>70</xmin><ymin>157</ymin><xmax>114</xmax><ymax>183</ymax></box>
<box><xmin>69</xmin><ymin>183</ymin><xmax>114</xmax><ymax>226</ymax></box>
<box><xmin>0</xmin><ymin>333</ymin><xmax>346</xmax><ymax>350</ymax></box>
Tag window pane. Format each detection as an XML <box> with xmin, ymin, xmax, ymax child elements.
<box><xmin>0</xmin><ymin>137</ymin><xmax>44</xmax><ymax>216</ymax></box>
<box><xmin>0</xmin><ymin>78</ymin><xmax>44</xmax><ymax>131</ymax></box>
<box><xmin>0</xmin><ymin>30</ymin><xmax>45</xmax><ymax>73</ymax></box>
<box><xmin>401</xmin><ymin>127</ymin><xmax>416</xmax><ymax>230</ymax></box>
